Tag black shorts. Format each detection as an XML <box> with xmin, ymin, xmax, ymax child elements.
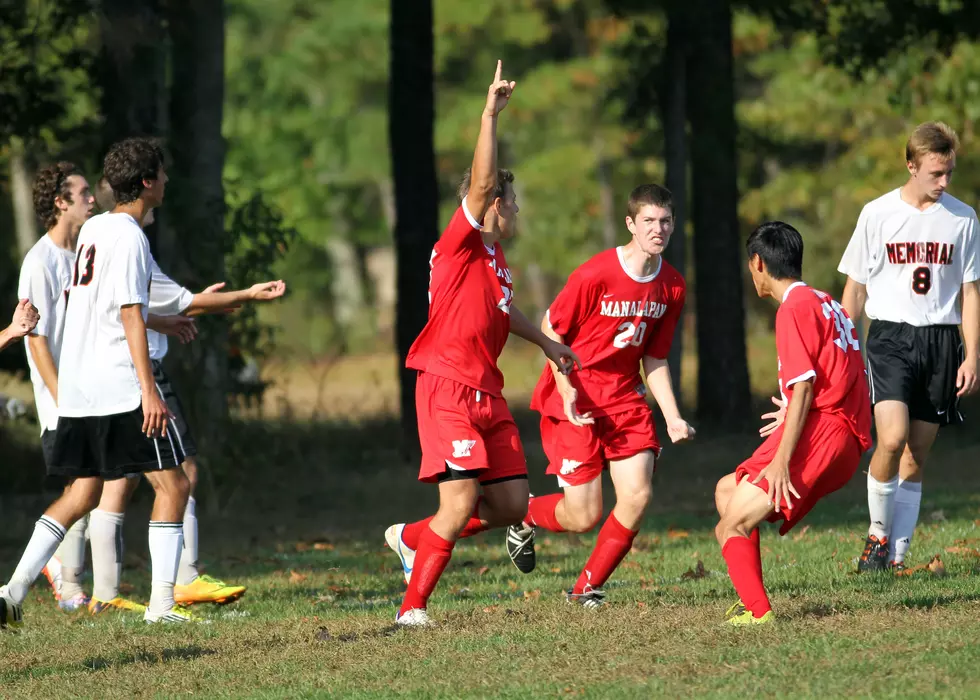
<box><xmin>865</xmin><ymin>320</ymin><xmax>963</xmax><ymax>426</ymax></box>
<box><xmin>41</xmin><ymin>429</ymin><xmax>57</xmax><ymax>469</ymax></box>
<box><xmin>48</xmin><ymin>406</ymin><xmax>185</xmax><ymax>481</ymax></box>
<box><xmin>153</xmin><ymin>361</ymin><xmax>198</xmax><ymax>458</ymax></box>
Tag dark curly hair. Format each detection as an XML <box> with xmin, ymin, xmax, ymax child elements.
<box><xmin>33</xmin><ymin>162</ymin><xmax>83</xmax><ymax>230</ymax></box>
<box><xmin>103</xmin><ymin>137</ymin><xmax>166</xmax><ymax>204</ymax></box>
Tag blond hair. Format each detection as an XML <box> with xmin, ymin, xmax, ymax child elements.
<box><xmin>906</xmin><ymin>121</ymin><xmax>959</xmax><ymax>166</ymax></box>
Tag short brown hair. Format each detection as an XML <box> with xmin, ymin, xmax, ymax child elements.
<box><xmin>627</xmin><ymin>183</ymin><xmax>673</xmax><ymax>220</ymax></box>
<box><xmin>457</xmin><ymin>168</ymin><xmax>515</xmax><ymax>204</ymax></box>
<box><xmin>906</xmin><ymin>121</ymin><xmax>959</xmax><ymax>166</ymax></box>
<box><xmin>94</xmin><ymin>176</ymin><xmax>115</xmax><ymax>212</ymax></box>
<box><xmin>33</xmin><ymin>162</ymin><xmax>83</xmax><ymax>230</ymax></box>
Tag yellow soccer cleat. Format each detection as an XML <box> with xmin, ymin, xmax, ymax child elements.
<box><xmin>88</xmin><ymin>596</ymin><xmax>147</xmax><ymax>616</ymax></box>
<box><xmin>174</xmin><ymin>575</ymin><xmax>246</xmax><ymax>605</ymax></box>
<box><xmin>723</xmin><ymin>599</ymin><xmax>746</xmax><ymax>621</ymax></box>
<box><xmin>726</xmin><ymin>609</ymin><xmax>775</xmax><ymax>626</ymax></box>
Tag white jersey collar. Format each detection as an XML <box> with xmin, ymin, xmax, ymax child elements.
<box><xmin>781</xmin><ymin>281</ymin><xmax>808</xmax><ymax>303</ymax></box>
<box><xmin>617</xmin><ymin>246</ymin><xmax>661</xmax><ymax>283</ymax></box>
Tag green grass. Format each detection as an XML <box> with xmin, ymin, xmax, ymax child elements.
<box><xmin>3</xmin><ymin>420</ymin><xmax>980</xmax><ymax>698</ymax></box>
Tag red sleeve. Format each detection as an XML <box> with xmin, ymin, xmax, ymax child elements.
<box><xmin>436</xmin><ymin>198</ymin><xmax>482</xmax><ymax>257</ymax></box>
<box><xmin>776</xmin><ymin>303</ymin><xmax>819</xmax><ymax>389</ymax></box>
<box><xmin>547</xmin><ymin>268</ymin><xmax>591</xmax><ymax>337</ymax></box>
<box><xmin>645</xmin><ymin>282</ymin><xmax>686</xmax><ymax>360</ymax></box>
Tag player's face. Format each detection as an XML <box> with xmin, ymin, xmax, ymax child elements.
<box><xmin>494</xmin><ymin>183</ymin><xmax>519</xmax><ymax>239</ymax></box>
<box><xmin>60</xmin><ymin>175</ymin><xmax>95</xmax><ymax>228</ymax></box>
<box><xmin>143</xmin><ymin>166</ymin><xmax>168</xmax><ymax>207</ymax></box>
<box><xmin>626</xmin><ymin>203</ymin><xmax>673</xmax><ymax>256</ymax></box>
<box><xmin>907</xmin><ymin>152</ymin><xmax>955</xmax><ymax>202</ymax></box>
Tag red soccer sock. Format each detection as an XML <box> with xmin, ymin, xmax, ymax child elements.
<box><xmin>722</xmin><ymin>534</ymin><xmax>772</xmax><ymax>618</ymax></box>
<box><xmin>401</xmin><ymin>498</ymin><xmax>487</xmax><ymax>550</ymax></box>
<box><xmin>399</xmin><ymin>525</ymin><xmax>455</xmax><ymax>616</ymax></box>
<box><xmin>572</xmin><ymin>513</ymin><xmax>638</xmax><ymax>594</ymax></box>
<box><xmin>749</xmin><ymin>527</ymin><xmax>762</xmax><ymax>579</ymax></box>
<box><xmin>525</xmin><ymin>493</ymin><xmax>567</xmax><ymax>533</ymax></box>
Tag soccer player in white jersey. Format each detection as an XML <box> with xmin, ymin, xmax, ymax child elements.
<box><xmin>84</xmin><ymin>180</ymin><xmax>285</xmax><ymax>614</ymax></box>
<box><xmin>17</xmin><ymin>163</ymin><xmax>96</xmax><ymax>612</ymax></box>
<box><xmin>0</xmin><ymin>137</ymin><xmax>199</xmax><ymax>628</ymax></box>
<box><xmin>839</xmin><ymin>122</ymin><xmax>980</xmax><ymax>572</ymax></box>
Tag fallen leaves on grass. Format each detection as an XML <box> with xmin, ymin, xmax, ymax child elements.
<box><xmin>289</xmin><ymin>570</ymin><xmax>309</xmax><ymax>583</ymax></box>
<box><xmin>523</xmin><ymin>590</ymin><xmax>542</xmax><ymax>600</ymax></box>
<box><xmin>944</xmin><ymin>546</ymin><xmax>980</xmax><ymax>558</ymax></box>
<box><xmin>667</xmin><ymin>529</ymin><xmax>690</xmax><ymax>540</ymax></box>
<box><xmin>478</xmin><ymin>566</ymin><xmax>490</xmax><ymax>576</ymax></box>
<box><xmin>894</xmin><ymin>555</ymin><xmax>946</xmax><ymax>577</ymax></box>
<box><xmin>681</xmin><ymin>560</ymin><xmax>708</xmax><ymax>581</ymax></box>
<box><xmin>792</xmin><ymin>525</ymin><xmax>811</xmax><ymax>541</ymax></box>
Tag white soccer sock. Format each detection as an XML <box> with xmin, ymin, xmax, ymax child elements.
<box><xmin>50</xmin><ymin>513</ymin><xmax>89</xmax><ymax>600</ymax></box>
<box><xmin>867</xmin><ymin>473</ymin><xmax>899</xmax><ymax>540</ymax></box>
<box><xmin>176</xmin><ymin>497</ymin><xmax>200</xmax><ymax>586</ymax></box>
<box><xmin>8</xmin><ymin>516</ymin><xmax>66</xmax><ymax>604</ymax></box>
<box><xmin>147</xmin><ymin>521</ymin><xmax>184</xmax><ymax>615</ymax></box>
<box><xmin>89</xmin><ymin>510</ymin><xmax>125</xmax><ymax>602</ymax></box>
<box><xmin>890</xmin><ymin>480</ymin><xmax>923</xmax><ymax>564</ymax></box>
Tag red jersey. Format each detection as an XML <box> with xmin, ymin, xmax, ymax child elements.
<box><xmin>406</xmin><ymin>199</ymin><xmax>514</xmax><ymax>396</ymax></box>
<box><xmin>775</xmin><ymin>283</ymin><xmax>872</xmax><ymax>450</ymax></box>
<box><xmin>531</xmin><ymin>248</ymin><xmax>686</xmax><ymax>419</ymax></box>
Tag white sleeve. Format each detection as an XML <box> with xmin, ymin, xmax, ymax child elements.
<box><xmin>962</xmin><ymin>213</ymin><xmax>980</xmax><ymax>284</ymax></box>
<box><xmin>17</xmin><ymin>255</ymin><xmax>56</xmax><ymax>338</ymax></box>
<box><xmin>838</xmin><ymin>206</ymin><xmax>873</xmax><ymax>284</ymax></box>
<box><xmin>111</xmin><ymin>233</ymin><xmax>151</xmax><ymax>309</ymax></box>
<box><xmin>148</xmin><ymin>258</ymin><xmax>194</xmax><ymax>315</ymax></box>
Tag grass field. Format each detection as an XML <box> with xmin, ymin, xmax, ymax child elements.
<box><xmin>2</xmin><ymin>409</ymin><xmax>980</xmax><ymax>698</ymax></box>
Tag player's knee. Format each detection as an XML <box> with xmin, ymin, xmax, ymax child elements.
<box><xmin>875</xmin><ymin>430</ymin><xmax>907</xmax><ymax>456</ymax></box>
<box><xmin>714</xmin><ymin>475</ymin><xmax>736</xmax><ymax>516</ymax></box>
<box><xmin>440</xmin><ymin>496</ymin><xmax>479</xmax><ymax>531</ymax></box>
<box><xmin>565</xmin><ymin>502</ymin><xmax>602</xmax><ymax>533</ymax></box>
<box><xmin>71</xmin><ymin>482</ymin><xmax>103</xmax><ymax>515</ymax></box>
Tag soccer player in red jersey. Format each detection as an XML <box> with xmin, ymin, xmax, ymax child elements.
<box><xmin>714</xmin><ymin>221</ymin><xmax>872</xmax><ymax>625</ymax></box>
<box><xmin>505</xmin><ymin>184</ymin><xmax>694</xmax><ymax>607</ymax></box>
<box><xmin>384</xmin><ymin>62</ymin><xmax>579</xmax><ymax>627</ymax></box>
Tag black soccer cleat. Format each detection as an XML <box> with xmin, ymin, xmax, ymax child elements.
<box><xmin>857</xmin><ymin>534</ymin><xmax>890</xmax><ymax>572</ymax></box>
<box><xmin>505</xmin><ymin>523</ymin><xmax>536</xmax><ymax>574</ymax></box>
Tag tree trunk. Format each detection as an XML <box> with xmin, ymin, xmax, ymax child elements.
<box><xmin>165</xmin><ymin>0</ymin><xmax>229</xmax><ymax>450</ymax></box>
<box><xmin>9</xmin><ymin>139</ymin><xmax>38</xmax><ymax>258</ymax></box>
<box><xmin>661</xmin><ymin>3</ymin><xmax>689</xmax><ymax>406</ymax></box>
<box><xmin>686</xmin><ymin>0</ymin><xmax>750</xmax><ymax>428</ymax></box>
<box><xmin>389</xmin><ymin>0</ymin><xmax>438</xmax><ymax>460</ymax></box>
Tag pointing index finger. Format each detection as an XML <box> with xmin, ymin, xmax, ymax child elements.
<box><xmin>494</xmin><ymin>59</ymin><xmax>502</xmax><ymax>83</ymax></box>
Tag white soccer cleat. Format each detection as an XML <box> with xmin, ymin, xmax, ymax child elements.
<box><xmin>395</xmin><ymin>608</ymin><xmax>435</xmax><ymax>628</ymax></box>
<box><xmin>384</xmin><ymin>523</ymin><xmax>415</xmax><ymax>585</ymax></box>
<box><xmin>144</xmin><ymin>606</ymin><xmax>204</xmax><ymax>624</ymax></box>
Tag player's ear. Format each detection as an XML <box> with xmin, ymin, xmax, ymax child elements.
<box><xmin>625</xmin><ymin>216</ymin><xmax>635</xmax><ymax>234</ymax></box>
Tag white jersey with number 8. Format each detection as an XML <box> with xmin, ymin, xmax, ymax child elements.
<box><xmin>838</xmin><ymin>189</ymin><xmax>980</xmax><ymax>327</ymax></box>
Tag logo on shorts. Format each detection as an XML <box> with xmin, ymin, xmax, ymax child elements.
<box><xmin>560</xmin><ymin>459</ymin><xmax>582</xmax><ymax>475</ymax></box>
<box><xmin>452</xmin><ymin>439</ymin><xmax>477</xmax><ymax>459</ymax></box>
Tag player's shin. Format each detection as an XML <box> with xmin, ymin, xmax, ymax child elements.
<box><xmin>526</xmin><ymin>493</ymin><xmax>567</xmax><ymax>532</ymax></box>
<box><xmin>398</xmin><ymin>525</ymin><xmax>455</xmax><ymax>617</ymax></box>
<box><xmin>571</xmin><ymin>513</ymin><xmax>638</xmax><ymax>595</ymax></box>
<box><xmin>147</xmin><ymin>521</ymin><xmax>184</xmax><ymax>615</ymax></box>
<box><xmin>867</xmin><ymin>473</ymin><xmax>899</xmax><ymax>540</ymax></box>
<box><xmin>890</xmin><ymin>479</ymin><xmax>922</xmax><ymax>564</ymax></box>
<box><xmin>89</xmin><ymin>509</ymin><xmax>125</xmax><ymax>602</ymax></box>
<box><xmin>9</xmin><ymin>516</ymin><xmax>67</xmax><ymax>604</ymax></box>
<box><xmin>721</xmin><ymin>535</ymin><xmax>772</xmax><ymax>618</ymax></box>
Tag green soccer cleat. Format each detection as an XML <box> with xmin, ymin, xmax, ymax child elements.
<box><xmin>726</xmin><ymin>609</ymin><xmax>775</xmax><ymax>626</ymax></box>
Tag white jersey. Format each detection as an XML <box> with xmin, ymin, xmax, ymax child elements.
<box><xmin>17</xmin><ymin>235</ymin><xmax>75</xmax><ymax>433</ymax></box>
<box><xmin>58</xmin><ymin>212</ymin><xmax>152</xmax><ymax>417</ymax></box>
<box><xmin>147</xmin><ymin>260</ymin><xmax>194</xmax><ymax>361</ymax></box>
<box><xmin>838</xmin><ymin>189</ymin><xmax>980</xmax><ymax>326</ymax></box>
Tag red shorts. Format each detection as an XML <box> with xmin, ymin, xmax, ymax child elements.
<box><xmin>415</xmin><ymin>372</ymin><xmax>527</xmax><ymax>484</ymax></box>
<box><xmin>736</xmin><ymin>412</ymin><xmax>861</xmax><ymax>535</ymax></box>
<box><xmin>540</xmin><ymin>406</ymin><xmax>660</xmax><ymax>487</ymax></box>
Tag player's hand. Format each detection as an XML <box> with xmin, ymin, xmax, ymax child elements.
<box><xmin>484</xmin><ymin>60</ymin><xmax>516</xmax><ymax>117</ymax></box>
<box><xmin>752</xmin><ymin>456</ymin><xmax>800</xmax><ymax>514</ymax></box>
<box><xmin>666</xmin><ymin>417</ymin><xmax>695</xmax><ymax>443</ymax></box>
<box><xmin>10</xmin><ymin>299</ymin><xmax>39</xmax><ymax>337</ymax></box>
<box><xmin>248</xmin><ymin>280</ymin><xmax>287</xmax><ymax>302</ymax></box>
<box><xmin>561</xmin><ymin>387</ymin><xmax>594</xmax><ymax>427</ymax></box>
<box><xmin>956</xmin><ymin>356</ymin><xmax>978</xmax><ymax>397</ymax></box>
<box><xmin>156</xmin><ymin>315</ymin><xmax>198</xmax><ymax>344</ymax></box>
<box><xmin>141</xmin><ymin>389</ymin><xmax>171</xmax><ymax>438</ymax></box>
<box><xmin>759</xmin><ymin>395</ymin><xmax>787</xmax><ymax>437</ymax></box>
<box><xmin>544</xmin><ymin>339</ymin><xmax>581</xmax><ymax>376</ymax></box>
<box><xmin>201</xmin><ymin>281</ymin><xmax>227</xmax><ymax>294</ymax></box>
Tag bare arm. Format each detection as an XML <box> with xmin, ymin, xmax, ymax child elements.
<box><xmin>185</xmin><ymin>280</ymin><xmax>286</xmax><ymax>315</ymax></box>
<box><xmin>27</xmin><ymin>335</ymin><xmax>60</xmax><ymax>402</ymax></box>
<box><xmin>146</xmin><ymin>313</ymin><xmax>198</xmax><ymax>345</ymax></box>
<box><xmin>466</xmin><ymin>61</ymin><xmax>515</xmax><ymax>223</ymax></box>
<box><xmin>957</xmin><ymin>280</ymin><xmax>980</xmax><ymax>396</ymax></box>
<box><xmin>753</xmin><ymin>379</ymin><xmax>813</xmax><ymax>512</ymax></box>
<box><xmin>510</xmin><ymin>305</ymin><xmax>580</xmax><ymax>377</ymax></box>
<box><xmin>642</xmin><ymin>356</ymin><xmax>694</xmax><ymax>443</ymax></box>
<box><xmin>537</xmin><ymin>312</ymin><xmax>591</xmax><ymax>426</ymax></box>
<box><xmin>120</xmin><ymin>304</ymin><xmax>169</xmax><ymax>437</ymax></box>
<box><xmin>841</xmin><ymin>277</ymin><xmax>867</xmax><ymax>324</ymax></box>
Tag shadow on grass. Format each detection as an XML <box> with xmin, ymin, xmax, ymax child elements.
<box><xmin>0</xmin><ymin>645</ymin><xmax>217</xmax><ymax>685</ymax></box>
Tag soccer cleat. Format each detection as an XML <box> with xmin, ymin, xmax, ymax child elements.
<box><xmin>505</xmin><ymin>523</ymin><xmax>536</xmax><ymax>574</ymax></box>
<box><xmin>384</xmin><ymin>523</ymin><xmax>416</xmax><ymax>585</ymax></box>
<box><xmin>41</xmin><ymin>559</ymin><xmax>64</xmax><ymax>601</ymax></box>
<box><xmin>890</xmin><ymin>560</ymin><xmax>907</xmax><ymax>574</ymax></box>
<box><xmin>858</xmin><ymin>534</ymin><xmax>890</xmax><ymax>572</ymax></box>
<box><xmin>726</xmin><ymin>609</ymin><xmax>775</xmax><ymax>626</ymax></box>
<box><xmin>58</xmin><ymin>591</ymin><xmax>91</xmax><ymax>612</ymax></box>
<box><xmin>174</xmin><ymin>575</ymin><xmax>246</xmax><ymax>605</ymax></box>
<box><xmin>565</xmin><ymin>586</ymin><xmax>606</xmax><ymax>609</ymax></box>
<box><xmin>724</xmin><ymin>599</ymin><xmax>746</xmax><ymax>621</ymax></box>
<box><xmin>88</xmin><ymin>596</ymin><xmax>147</xmax><ymax>616</ymax></box>
<box><xmin>0</xmin><ymin>586</ymin><xmax>23</xmax><ymax>630</ymax></box>
<box><xmin>144</xmin><ymin>606</ymin><xmax>203</xmax><ymax>624</ymax></box>
<box><xmin>395</xmin><ymin>608</ymin><xmax>435</xmax><ymax>628</ymax></box>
